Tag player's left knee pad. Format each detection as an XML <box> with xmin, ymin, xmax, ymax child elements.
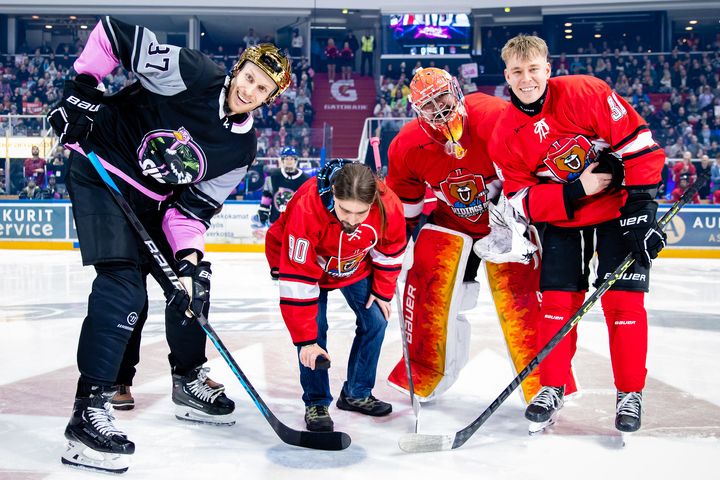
<box><xmin>600</xmin><ymin>290</ymin><xmax>647</xmax><ymax>324</ymax></box>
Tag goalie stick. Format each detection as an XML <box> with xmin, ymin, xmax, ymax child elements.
<box><xmin>398</xmin><ymin>172</ymin><xmax>709</xmax><ymax>453</ymax></box>
<box><xmin>83</xmin><ymin>148</ymin><xmax>351</xmax><ymax>451</ymax></box>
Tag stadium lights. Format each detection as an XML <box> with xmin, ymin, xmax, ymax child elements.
<box><xmin>31</xmin><ymin>15</ymin><xmax>40</xmax><ymax>20</ymax></box>
<box><xmin>594</xmin><ymin>34</ymin><xmax>602</xmax><ymax>38</ymax></box>
<box><xmin>342</xmin><ymin>9</ymin><xmax>348</xmax><ymax>14</ymax></box>
<box><xmin>689</xmin><ymin>20</ymin><xmax>698</xmax><ymax>24</ymax></box>
<box><xmin>69</xmin><ymin>16</ymin><xmax>77</xmax><ymax>20</ymax></box>
<box><xmin>45</xmin><ymin>25</ymin><xmax>52</xmax><ymax>29</ymax></box>
<box><xmin>565</xmin><ymin>35</ymin><xmax>573</xmax><ymax>39</ymax></box>
<box><xmin>564</xmin><ymin>22</ymin><xmax>572</xmax><ymax>27</ymax></box>
<box><xmin>80</xmin><ymin>25</ymin><xmax>88</xmax><ymax>30</ymax></box>
<box><xmin>564</xmin><ymin>29</ymin><xmax>572</xmax><ymax>33</ymax></box>
<box><xmin>504</xmin><ymin>7</ymin><xmax>511</xmax><ymax>13</ymax></box>
<box><xmin>685</xmin><ymin>26</ymin><xmax>693</xmax><ymax>31</ymax></box>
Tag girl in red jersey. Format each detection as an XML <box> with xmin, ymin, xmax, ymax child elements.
<box><xmin>266</xmin><ymin>159</ymin><xmax>406</xmax><ymax>432</ymax></box>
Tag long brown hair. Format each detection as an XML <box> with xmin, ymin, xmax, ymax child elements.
<box><xmin>332</xmin><ymin>163</ymin><xmax>387</xmax><ymax>237</ymax></box>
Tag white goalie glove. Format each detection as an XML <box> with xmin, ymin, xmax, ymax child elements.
<box><xmin>473</xmin><ymin>195</ymin><xmax>539</xmax><ymax>266</ymax></box>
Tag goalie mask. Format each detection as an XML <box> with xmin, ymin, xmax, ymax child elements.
<box><xmin>409</xmin><ymin>67</ymin><xmax>468</xmax><ymax>159</ymax></box>
<box><xmin>231</xmin><ymin>44</ymin><xmax>292</xmax><ymax>105</ymax></box>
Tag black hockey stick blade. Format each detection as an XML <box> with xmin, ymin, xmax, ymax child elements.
<box><xmin>84</xmin><ymin>149</ymin><xmax>351</xmax><ymax>451</ymax></box>
<box><xmin>398</xmin><ymin>173</ymin><xmax>709</xmax><ymax>453</ymax></box>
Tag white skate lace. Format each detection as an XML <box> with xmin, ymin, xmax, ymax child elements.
<box><xmin>187</xmin><ymin>367</ymin><xmax>225</xmax><ymax>403</ymax></box>
<box><xmin>530</xmin><ymin>386</ymin><xmax>563</xmax><ymax>410</ymax></box>
<box><xmin>87</xmin><ymin>402</ymin><xmax>125</xmax><ymax>437</ymax></box>
<box><xmin>617</xmin><ymin>392</ymin><xmax>643</xmax><ymax>418</ymax></box>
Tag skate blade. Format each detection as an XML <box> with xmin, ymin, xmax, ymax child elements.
<box><xmin>174</xmin><ymin>405</ymin><xmax>235</xmax><ymax>426</ymax></box>
<box><xmin>620</xmin><ymin>431</ymin><xmax>632</xmax><ymax>447</ymax></box>
<box><xmin>528</xmin><ymin>417</ymin><xmax>555</xmax><ymax>435</ymax></box>
<box><xmin>61</xmin><ymin>439</ymin><xmax>130</xmax><ymax>474</ymax></box>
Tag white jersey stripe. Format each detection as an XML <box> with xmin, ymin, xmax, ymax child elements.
<box><xmin>615</xmin><ymin>131</ymin><xmax>656</xmax><ymax>156</ymax></box>
<box><xmin>279</xmin><ymin>280</ymin><xmax>320</xmax><ymax>301</ymax></box>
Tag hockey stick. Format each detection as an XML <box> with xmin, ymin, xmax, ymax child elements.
<box><xmin>82</xmin><ymin>149</ymin><xmax>351</xmax><ymax>451</ymax></box>
<box><xmin>395</xmin><ymin>282</ymin><xmax>420</xmax><ymax>432</ymax></box>
<box><xmin>371</xmin><ymin>134</ymin><xmax>419</xmax><ymax>428</ymax></box>
<box><xmin>398</xmin><ymin>173</ymin><xmax>710</xmax><ymax>453</ymax></box>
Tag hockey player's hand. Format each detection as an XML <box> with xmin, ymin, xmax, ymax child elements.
<box><xmin>619</xmin><ymin>191</ymin><xmax>666</xmax><ymax>268</ymax></box>
<box><xmin>299</xmin><ymin>343</ymin><xmax>332</xmax><ymax>370</ymax></box>
<box><xmin>167</xmin><ymin>260</ymin><xmax>212</xmax><ymax>321</ymax></box>
<box><xmin>48</xmin><ymin>74</ymin><xmax>103</xmax><ymax>145</ymax></box>
<box><xmin>366</xmin><ymin>294</ymin><xmax>391</xmax><ymax>321</ymax></box>
<box><xmin>579</xmin><ymin>162</ymin><xmax>612</xmax><ymax>196</ymax></box>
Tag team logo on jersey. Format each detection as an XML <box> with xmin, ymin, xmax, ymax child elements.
<box><xmin>323</xmin><ymin>224</ymin><xmax>377</xmax><ymax>278</ymax></box>
<box><xmin>542</xmin><ymin>135</ymin><xmax>597</xmax><ymax>183</ymax></box>
<box><xmin>534</xmin><ymin>118</ymin><xmax>550</xmax><ymax>141</ymax></box>
<box><xmin>137</xmin><ymin>127</ymin><xmax>207</xmax><ymax>184</ymax></box>
<box><xmin>273</xmin><ymin>187</ymin><xmax>296</xmax><ymax>213</ymax></box>
<box><xmin>438</xmin><ymin>168</ymin><xmax>489</xmax><ymax>222</ymax></box>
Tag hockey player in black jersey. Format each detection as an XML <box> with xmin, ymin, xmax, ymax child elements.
<box><xmin>256</xmin><ymin>146</ymin><xmax>310</xmax><ymax>226</ymax></box>
<box><xmin>48</xmin><ymin>16</ymin><xmax>291</xmax><ymax>473</ymax></box>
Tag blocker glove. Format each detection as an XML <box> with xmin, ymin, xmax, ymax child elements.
<box><xmin>618</xmin><ymin>189</ymin><xmax>666</xmax><ymax>268</ymax></box>
<box><xmin>47</xmin><ymin>73</ymin><xmax>103</xmax><ymax>145</ymax></box>
<box><xmin>167</xmin><ymin>260</ymin><xmax>212</xmax><ymax>321</ymax></box>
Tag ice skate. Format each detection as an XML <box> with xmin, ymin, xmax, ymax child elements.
<box><xmin>61</xmin><ymin>387</ymin><xmax>135</xmax><ymax>474</ymax></box>
<box><xmin>172</xmin><ymin>366</ymin><xmax>235</xmax><ymax>425</ymax></box>
<box><xmin>525</xmin><ymin>386</ymin><xmax>564</xmax><ymax>435</ymax></box>
<box><xmin>616</xmin><ymin>391</ymin><xmax>642</xmax><ymax>446</ymax></box>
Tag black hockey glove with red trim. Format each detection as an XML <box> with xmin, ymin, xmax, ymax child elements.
<box><xmin>619</xmin><ymin>188</ymin><xmax>666</xmax><ymax>268</ymax></box>
<box><xmin>48</xmin><ymin>74</ymin><xmax>103</xmax><ymax>145</ymax></box>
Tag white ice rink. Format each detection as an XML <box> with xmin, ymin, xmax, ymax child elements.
<box><xmin>0</xmin><ymin>250</ymin><xmax>718</xmax><ymax>479</ymax></box>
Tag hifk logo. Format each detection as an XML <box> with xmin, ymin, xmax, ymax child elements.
<box><xmin>438</xmin><ymin>168</ymin><xmax>489</xmax><ymax>222</ymax></box>
<box><xmin>542</xmin><ymin>135</ymin><xmax>597</xmax><ymax>183</ymax></box>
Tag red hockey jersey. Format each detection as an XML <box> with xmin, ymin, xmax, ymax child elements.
<box><xmin>265</xmin><ymin>178</ymin><xmax>407</xmax><ymax>345</ymax></box>
<box><xmin>489</xmin><ymin>75</ymin><xmax>665</xmax><ymax>228</ymax></box>
<box><xmin>386</xmin><ymin>93</ymin><xmax>508</xmax><ymax>239</ymax></box>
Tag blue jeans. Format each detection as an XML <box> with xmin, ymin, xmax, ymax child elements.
<box><xmin>297</xmin><ymin>276</ymin><xmax>389</xmax><ymax>407</ymax></box>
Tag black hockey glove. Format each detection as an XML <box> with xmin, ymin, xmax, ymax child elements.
<box><xmin>270</xmin><ymin>267</ymin><xmax>280</xmax><ymax>280</ymax></box>
<box><xmin>619</xmin><ymin>189</ymin><xmax>666</xmax><ymax>268</ymax></box>
<box><xmin>594</xmin><ymin>150</ymin><xmax>624</xmax><ymax>190</ymax></box>
<box><xmin>47</xmin><ymin>73</ymin><xmax>103</xmax><ymax>145</ymax></box>
<box><xmin>167</xmin><ymin>260</ymin><xmax>212</xmax><ymax>322</ymax></box>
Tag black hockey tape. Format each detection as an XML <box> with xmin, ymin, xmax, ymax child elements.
<box><xmin>315</xmin><ymin>356</ymin><xmax>331</xmax><ymax>370</ymax></box>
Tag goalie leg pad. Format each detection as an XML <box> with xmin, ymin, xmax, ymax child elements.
<box><xmin>387</xmin><ymin>224</ymin><xmax>473</xmax><ymax>401</ymax></box>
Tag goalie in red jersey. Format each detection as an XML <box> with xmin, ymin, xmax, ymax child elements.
<box><xmin>490</xmin><ymin>34</ymin><xmax>666</xmax><ymax>435</ymax></box>
<box><xmin>384</xmin><ymin>67</ymin><xmax>559</xmax><ymax>404</ymax></box>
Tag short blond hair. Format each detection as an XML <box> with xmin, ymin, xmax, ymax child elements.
<box><xmin>500</xmin><ymin>34</ymin><xmax>549</xmax><ymax>65</ymax></box>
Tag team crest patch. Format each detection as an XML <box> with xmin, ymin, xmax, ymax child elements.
<box><xmin>542</xmin><ymin>135</ymin><xmax>597</xmax><ymax>183</ymax></box>
<box><xmin>274</xmin><ymin>187</ymin><xmax>296</xmax><ymax>213</ymax></box>
<box><xmin>137</xmin><ymin>127</ymin><xmax>207</xmax><ymax>184</ymax></box>
<box><xmin>323</xmin><ymin>224</ymin><xmax>378</xmax><ymax>278</ymax></box>
<box><xmin>438</xmin><ymin>168</ymin><xmax>489</xmax><ymax>222</ymax></box>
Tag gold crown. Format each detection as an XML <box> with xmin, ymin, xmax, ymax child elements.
<box><xmin>232</xmin><ymin>44</ymin><xmax>292</xmax><ymax>105</ymax></box>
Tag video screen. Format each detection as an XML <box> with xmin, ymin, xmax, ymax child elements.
<box><xmin>384</xmin><ymin>14</ymin><xmax>472</xmax><ymax>54</ymax></box>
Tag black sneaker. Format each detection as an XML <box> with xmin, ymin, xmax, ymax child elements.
<box><xmin>304</xmin><ymin>405</ymin><xmax>334</xmax><ymax>432</ymax></box>
<box><xmin>525</xmin><ymin>386</ymin><xmax>565</xmax><ymax>423</ymax></box>
<box><xmin>615</xmin><ymin>391</ymin><xmax>643</xmax><ymax>433</ymax></box>
<box><xmin>336</xmin><ymin>390</ymin><xmax>392</xmax><ymax>417</ymax></box>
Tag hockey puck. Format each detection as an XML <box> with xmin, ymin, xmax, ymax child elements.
<box><xmin>315</xmin><ymin>356</ymin><xmax>331</xmax><ymax>370</ymax></box>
